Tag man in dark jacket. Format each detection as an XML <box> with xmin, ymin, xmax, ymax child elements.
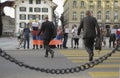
<box><xmin>23</xmin><ymin>24</ymin><xmax>30</xmax><ymax>49</ymax></box>
<box><xmin>77</xmin><ymin>10</ymin><xmax>100</xmax><ymax>61</ymax></box>
<box><xmin>38</xmin><ymin>17</ymin><xmax>55</xmax><ymax>58</ymax></box>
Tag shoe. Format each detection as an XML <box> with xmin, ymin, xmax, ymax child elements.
<box><xmin>63</xmin><ymin>47</ymin><xmax>68</xmax><ymax>49</ymax></box>
<box><xmin>44</xmin><ymin>55</ymin><xmax>48</xmax><ymax>58</ymax></box>
<box><xmin>51</xmin><ymin>51</ymin><xmax>54</xmax><ymax>58</ymax></box>
<box><xmin>89</xmin><ymin>53</ymin><xmax>94</xmax><ymax>61</ymax></box>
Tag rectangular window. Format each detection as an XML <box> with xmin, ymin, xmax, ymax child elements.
<box><xmin>28</xmin><ymin>14</ymin><xmax>33</xmax><ymax>20</ymax></box>
<box><xmin>20</xmin><ymin>14</ymin><xmax>26</xmax><ymax>20</ymax></box>
<box><xmin>72</xmin><ymin>12</ymin><xmax>77</xmax><ymax>20</ymax></box>
<box><xmin>89</xmin><ymin>1</ymin><xmax>93</xmax><ymax>8</ymax></box>
<box><xmin>29</xmin><ymin>0</ymin><xmax>33</xmax><ymax>4</ymax></box>
<box><xmin>97</xmin><ymin>0</ymin><xmax>101</xmax><ymax>7</ymax></box>
<box><xmin>34</xmin><ymin>8</ymin><xmax>41</xmax><ymax>12</ymax></box>
<box><xmin>73</xmin><ymin>1</ymin><xmax>77</xmax><ymax>8</ymax></box>
<box><xmin>29</xmin><ymin>7</ymin><xmax>33</xmax><ymax>12</ymax></box>
<box><xmin>19</xmin><ymin>22</ymin><xmax>26</xmax><ymax>28</ymax></box>
<box><xmin>106</xmin><ymin>1</ymin><xmax>110</xmax><ymax>8</ymax></box>
<box><xmin>32</xmin><ymin>15</ymin><xmax>36</xmax><ymax>20</ymax></box>
<box><xmin>42</xmin><ymin>15</ymin><xmax>48</xmax><ymax>20</ymax></box>
<box><xmin>36</xmin><ymin>15</ymin><xmax>41</xmax><ymax>20</ymax></box>
<box><xmin>114</xmin><ymin>1</ymin><xmax>118</xmax><ymax>8</ymax></box>
<box><xmin>36</xmin><ymin>0</ymin><xmax>41</xmax><ymax>4</ymax></box>
<box><xmin>42</xmin><ymin>8</ymin><xmax>48</xmax><ymax>12</ymax></box>
<box><xmin>80</xmin><ymin>1</ymin><xmax>84</xmax><ymax>7</ymax></box>
<box><xmin>19</xmin><ymin>7</ymin><xmax>26</xmax><ymax>12</ymax></box>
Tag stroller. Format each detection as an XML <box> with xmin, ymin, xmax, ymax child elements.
<box><xmin>16</xmin><ymin>34</ymin><xmax>24</xmax><ymax>49</ymax></box>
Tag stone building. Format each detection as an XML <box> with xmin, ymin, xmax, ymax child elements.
<box><xmin>2</xmin><ymin>16</ymin><xmax>15</xmax><ymax>36</ymax></box>
<box><xmin>15</xmin><ymin>0</ymin><xmax>57</xmax><ymax>33</ymax></box>
<box><xmin>63</xmin><ymin>0</ymin><xmax>120</xmax><ymax>30</ymax></box>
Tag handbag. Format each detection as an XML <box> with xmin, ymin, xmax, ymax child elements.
<box><xmin>95</xmin><ymin>37</ymin><xmax>102</xmax><ymax>50</ymax></box>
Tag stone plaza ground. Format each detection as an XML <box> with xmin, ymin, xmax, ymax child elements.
<box><xmin>0</xmin><ymin>37</ymin><xmax>120</xmax><ymax>78</ymax></box>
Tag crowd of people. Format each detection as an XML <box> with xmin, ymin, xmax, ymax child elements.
<box><xmin>16</xmin><ymin>11</ymin><xmax>120</xmax><ymax>61</ymax></box>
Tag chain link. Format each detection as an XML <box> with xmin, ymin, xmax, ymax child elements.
<box><xmin>0</xmin><ymin>43</ymin><xmax>119</xmax><ymax>74</ymax></box>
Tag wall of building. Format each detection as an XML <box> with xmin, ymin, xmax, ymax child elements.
<box><xmin>2</xmin><ymin>16</ymin><xmax>15</xmax><ymax>36</ymax></box>
<box><xmin>15</xmin><ymin>0</ymin><xmax>56</xmax><ymax>33</ymax></box>
<box><xmin>63</xmin><ymin>0</ymin><xmax>120</xmax><ymax>30</ymax></box>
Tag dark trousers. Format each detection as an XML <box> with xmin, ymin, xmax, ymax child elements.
<box><xmin>24</xmin><ymin>38</ymin><xmax>30</xmax><ymax>49</ymax></box>
<box><xmin>84</xmin><ymin>38</ymin><xmax>95</xmax><ymax>56</ymax></box>
<box><xmin>109</xmin><ymin>40</ymin><xmax>115</xmax><ymax>48</ymax></box>
<box><xmin>71</xmin><ymin>38</ymin><xmax>74</xmax><ymax>48</ymax></box>
<box><xmin>74</xmin><ymin>38</ymin><xmax>79</xmax><ymax>47</ymax></box>
<box><xmin>44</xmin><ymin>39</ymin><xmax>53</xmax><ymax>56</ymax></box>
<box><xmin>63</xmin><ymin>33</ymin><xmax>68</xmax><ymax>48</ymax></box>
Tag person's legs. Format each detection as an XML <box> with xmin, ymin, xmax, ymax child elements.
<box><xmin>63</xmin><ymin>33</ymin><xmax>68</xmax><ymax>48</ymax></box>
<box><xmin>109</xmin><ymin>40</ymin><xmax>111</xmax><ymax>48</ymax></box>
<box><xmin>27</xmin><ymin>38</ymin><xmax>30</xmax><ymax>49</ymax></box>
<box><xmin>71</xmin><ymin>38</ymin><xmax>73</xmax><ymax>48</ymax></box>
<box><xmin>23</xmin><ymin>38</ymin><xmax>26</xmax><ymax>49</ymax></box>
<box><xmin>84</xmin><ymin>38</ymin><xmax>94</xmax><ymax>61</ymax></box>
<box><xmin>44</xmin><ymin>39</ymin><xmax>54</xmax><ymax>58</ymax></box>
<box><xmin>76</xmin><ymin>38</ymin><xmax>79</xmax><ymax>48</ymax></box>
<box><xmin>74</xmin><ymin>38</ymin><xmax>77</xmax><ymax>48</ymax></box>
<box><xmin>113</xmin><ymin>41</ymin><xmax>115</xmax><ymax>48</ymax></box>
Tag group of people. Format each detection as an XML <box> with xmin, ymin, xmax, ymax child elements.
<box><xmin>16</xmin><ymin>10</ymin><xmax>120</xmax><ymax>62</ymax></box>
<box><xmin>100</xmin><ymin>25</ymin><xmax>120</xmax><ymax>48</ymax></box>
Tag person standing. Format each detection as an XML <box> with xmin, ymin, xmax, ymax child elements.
<box><xmin>31</xmin><ymin>20</ymin><xmax>40</xmax><ymax>49</ymax></box>
<box><xmin>100</xmin><ymin>27</ymin><xmax>107</xmax><ymax>47</ymax></box>
<box><xmin>63</xmin><ymin>26</ymin><xmax>69</xmax><ymax>48</ymax></box>
<box><xmin>23</xmin><ymin>24</ymin><xmax>30</xmax><ymax>49</ymax></box>
<box><xmin>109</xmin><ymin>26</ymin><xmax>116</xmax><ymax>48</ymax></box>
<box><xmin>71</xmin><ymin>25</ymin><xmax>75</xmax><ymax>48</ymax></box>
<box><xmin>77</xmin><ymin>10</ymin><xmax>100</xmax><ymax>61</ymax></box>
<box><xmin>38</xmin><ymin>17</ymin><xmax>55</xmax><ymax>58</ymax></box>
<box><xmin>72</xmin><ymin>25</ymin><xmax>79</xmax><ymax>48</ymax></box>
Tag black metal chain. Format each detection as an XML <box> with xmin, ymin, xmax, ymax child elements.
<box><xmin>0</xmin><ymin>43</ymin><xmax>119</xmax><ymax>74</ymax></box>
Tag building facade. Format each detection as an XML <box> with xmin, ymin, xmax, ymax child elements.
<box><xmin>2</xmin><ymin>16</ymin><xmax>15</xmax><ymax>36</ymax></box>
<box><xmin>15</xmin><ymin>0</ymin><xmax>57</xmax><ymax>33</ymax></box>
<box><xmin>63</xmin><ymin>0</ymin><xmax>120</xmax><ymax>30</ymax></box>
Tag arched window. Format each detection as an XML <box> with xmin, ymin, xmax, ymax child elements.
<box><xmin>80</xmin><ymin>1</ymin><xmax>84</xmax><ymax>7</ymax></box>
<box><xmin>73</xmin><ymin>0</ymin><xmax>77</xmax><ymax>8</ymax></box>
<box><xmin>80</xmin><ymin>12</ymin><xmax>84</xmax><ymax>19</ymax></box>
<box><xmin>106</xmin><ymin>11</ymin><xmax>110</xmax><ymax>20</ymax></box>
<box><xmin>73</xmin><ymin>11</ymin><xmax>77</xmax><ymax>20</ymax></box>
<box><xmin>114</xmin><ymin>11</ymin><xmax>118</xmax><ymax>20</ymax></box>
<box><xmin>97</xmin><ymin>0</ymin><xmax>101</xmax><ymax>7</ymax></box>
<box><xmin>97</xmin><ymin>11</ymin><xmax>101</xmax><ymax>20</ymax></box>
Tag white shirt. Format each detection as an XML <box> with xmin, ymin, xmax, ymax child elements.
<box><xmin>110</xmin><ymin>28</ymin><xmax>116</xmax><ymax>34</ymax></box>
<box><xmin>32</xmin><ymin>22</ymin><xmax>39</xmax><ymax>27</ymax></box>
<box><xmin>65</xmin><ymin>28</ymin><xmax>69</xmax><ymax>33</ymax></box>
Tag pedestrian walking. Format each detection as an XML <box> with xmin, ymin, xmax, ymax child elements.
<box><xmin>77</xmin><ymin>10</ymin><xmax>100</xmax><ymax>61</ymax></box>
<box><xmin>23</xmin><ymin>24</ymin><xmax>30</xmax><ymax>49</ymax></box>
<box><xmin>38</xmin><ymin>16</ymin><xmax>56</xmax><ymax>58</ymax></box>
